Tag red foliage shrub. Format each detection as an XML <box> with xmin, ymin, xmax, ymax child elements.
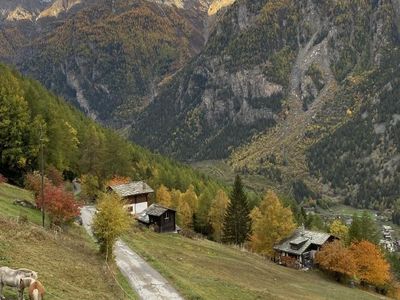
<box><xmin>25</xmin><ymin>172</ymin><xmax>50</xmax><ymax>197</ymax></box>
<box><xmin>36</xmin><ymin>184</ymin><xmax>80</xmax><ymax>225</ymax></box>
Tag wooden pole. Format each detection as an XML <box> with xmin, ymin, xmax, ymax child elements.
<box><xmin>40</xmin><ymin>127</ymin><xmax>45</xmax><ymax>228</ymax></box>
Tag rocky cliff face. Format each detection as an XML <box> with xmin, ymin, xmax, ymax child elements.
<box><xmin>132</xmin><ymin>0</ymin><xmax>301</xmax><ymax>159</ymax></box>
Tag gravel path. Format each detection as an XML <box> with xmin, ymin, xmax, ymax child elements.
<box><xmin>80</xmin><ymin>206</ymin><xmax>183</xmax><ymax>300</ymax></box>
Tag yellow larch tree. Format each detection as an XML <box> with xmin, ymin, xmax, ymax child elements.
<box><xmin>250</xmin><ymin>190</ymin><xmax>296</xmax><ymax>256</ymax></box>
<box><xmin>156</xmin><ymin>184</ymin><xmax>172</xmax><ymax>208</ymax></box>
<box><xmin>178</xmin><ymin>197</ymin><xmax>193</xmax><ymax>229</ymax></box>
<box><xmin>329</xmin><ymin>219</ymin><xmax>349</xmax><ymax>244</ymax></box>
<box><xmin>208</xmin><ymin>189</ymin><xmax>230</xmax><ymax>242</ymax></box>
<box><xmin>170</xmin><ymin>189</ymin><xmax>182</xmax><ymax>210</ymax></box>
<box><xmin>181</xmin><ymin>185</ymin><xmax>198</xmax><ymax>213</ymax></box>
<box><xmin>92</xmin><ymin>193</ymin><xmax>132</xmax><ymax>260</ymax></box>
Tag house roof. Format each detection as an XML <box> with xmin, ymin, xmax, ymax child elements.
<box><xmin>109</xmin><ymin>181</ymin><xmax>154</xmax><ymax>197</ymax></box>
<box><xmin>290</xmin><ymin>237</ymin><xmax>308</xmax><ymax>246</ymax></box>
<box><xmin>274</xmin><ymin>228</ymin><xmax>334</xmax><ymax>256</ymax></box>
<box><xmin>136</xmin><ymin>204</ymin><xmax>175</xmax><ymax>224</ymax></box>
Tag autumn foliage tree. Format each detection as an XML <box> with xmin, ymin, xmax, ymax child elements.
<box><xmin>350</xmin><ymin>241</ymin><xmax>390</xmax><ymax>286</ymax></box>
<box><xmin>92</xmin><ymin>193</ymin><xmax>132</xmax><ymax>260</ymax></box>
<box><xmin>156</xmin><ymin>185</ymin><xmax>172</xmax><ymax>208</ymax></box>
<box><xmin>25</xmin><ymin>171</ymin><xmax>50</xmax><ymax>198</ymax></box>
<box><xmin>315</xmin><ymin>240</ymin><xmax>356</xmax><ymax>281</ymax></box>
<box><xmin>208</xmin><ymin>190</ymin><xmax>229</xmax><ymax>242</ymax></box>
<box><xmin>250</xmin><ymin>190</ymin><xmax>296</xmax><ymax>256</ymax></box>
<box><xmin>317</xmin><ymin>240</ymin><xmax>391</xmax><ymax>288</ymax></box>
<box><xmin>37</xmin><ymin>184</ymin><xmax>80</xmax><ymax>226</ymax></box>
<box><xmin>178</xmin><ymin>198</ymin><xmax>193</xmax><ymax>229</ymax></box>
<box><xmin>329</xmin><ymin>219</ymin><xmax>349</xmax><ymax>244</ymax></box>
<box><xmin>181</xmin><ymin>185</ymin><xmax>199</xmax><ymax>213</ymax></box>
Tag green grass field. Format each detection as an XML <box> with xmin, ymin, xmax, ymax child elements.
<box><xmin>0</xmin><ymin>183</ymin><xmax>137</xmax><ymax>300</ymax></box>
<box><xmin>123</xmin><ymin>228</ymin><xmax>386</xmax><ymax>300</ymax></box>
<box><xmin>0</xmin><ymin>183</ymin><xmax>42</xmax><ymax>224</ymax></box>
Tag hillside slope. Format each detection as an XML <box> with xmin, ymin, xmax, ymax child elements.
<box><xmin>123</xmin><ymin>228</ymin><xmax>384</xmax><ymax>300</ymax></box>
<box><xmin>0</xmin><ymin>183</ymin><xmax>137</xmax><ymax>300</ymax></box>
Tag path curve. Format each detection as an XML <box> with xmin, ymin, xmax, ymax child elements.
<box><xmin>80</xmin><ymin>206</ymin><xmax>183</xmax><ymax>300</ymax></box>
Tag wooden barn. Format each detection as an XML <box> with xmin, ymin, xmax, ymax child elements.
<box><xmin>107</xmin><ymin>181</ymin><xmax>154</xmax><ymax>215</ymax></box>
<box><xmin>136</xmin><ymin>204</ymin><xmax>176</xmax><ymax>233</ymax></box>
<box><xmin>273</xmin><ymin>227</ymin><xmax>337</xmax><ymax>269</ymax></box>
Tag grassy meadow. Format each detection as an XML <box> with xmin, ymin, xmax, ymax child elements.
<box><xmin>123</xmin><ymin>228</ymin><xmax>386</xmax><ymax>300</ymax></box>
<box><xmin>0</xmin><ymin>183</ymin><xmax>137</xmax><ymax>300</ymax></box>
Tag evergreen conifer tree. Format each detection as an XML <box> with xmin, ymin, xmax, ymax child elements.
<box><xmin>349</xmin><ymin>212</ymin><xmax>380</xmax><ymax>244</ymax></box>
<box><xmin>222</xmin><ymin>175</ymin><xmax>251</xmax><ymax>245</ymax></box>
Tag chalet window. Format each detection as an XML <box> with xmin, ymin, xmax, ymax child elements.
<box><xmin>127</xmin><ymin>206</ymin><xmax>133</xmax><ymax>212</ymax></box>
<box><xmin>165</xmin><ymin>212</ymin><xmax>169</xmax><ymax>220</ymax></box>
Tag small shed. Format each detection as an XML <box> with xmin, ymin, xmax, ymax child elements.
<box><xmin>274</xmin><ymin>227</ymin><xmax>337</xmax><ymax>269</ymax></box>
<box><xmin>136</xmin><ymin>204</ymin><xmax>176</xmax><ymax>233</ymax></box>
<box><xmin>108</xmin><ymin>181</ymin><xmax>154</xmax><ymax>215</ymax></box>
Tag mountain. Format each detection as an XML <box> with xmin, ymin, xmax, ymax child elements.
<box><xmin>0</xmin><ymin>0</ymin><xmax>213</xmax><ymax>125</ymax></box>
<box><xmin>3</xmin><ymin>0</ymin><xmax>400</xmax><ymax>208</ymax></box>
<box><xmin>132</xmin><ymin>0</ymin><xmax>400</xmax><ymax>207</ymax></box>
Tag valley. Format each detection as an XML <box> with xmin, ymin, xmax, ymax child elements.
<box><xmin>1</xmin><ymin>1</ymin><xmax>400</xmax><ymax>298</ymax></box>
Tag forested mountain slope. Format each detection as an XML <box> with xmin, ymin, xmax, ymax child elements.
<box><xmin>133</xmin><ymin>0</ymin><xmax>400</xmax><ymax>208</ymax></box>
<box><xmin>0</xmin><ymin>0</ymin><xmax>211</xmax><ymax>125</ymax></box>
<box><xmin>0</xmin><ymin>63</ymin><xmax>223</xmax><ymax>207</ymax></box>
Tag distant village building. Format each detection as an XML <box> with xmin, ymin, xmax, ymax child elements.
<box><xmin>274</xmin><ymin>227</ymin><xmax>337</xmax><ymax>269</ymax></box>
<box><xmin>380</xmin><ymin>225</ymin><xmax>396</xmax><ymax>253</ymax></box>
<box><xmin>136</xmin><ymin>204</ymin><xmax>177</xmax><ymax>233</ymax></box>
<box><xmin>107</xmin><ymin>181</ymin><xmax>154</xmax><ymax>215</ymax></box>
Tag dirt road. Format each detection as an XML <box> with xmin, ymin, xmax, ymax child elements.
<box><xmin>80</xmin><ymin>206</ymin><xmax>183</xmax><ymax>300</ymax></box>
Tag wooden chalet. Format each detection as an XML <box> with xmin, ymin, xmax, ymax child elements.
<box><xmin>107</xmin><ymin>181</ymin><xmax>154</xmax><ymax>215</ymax></box>
<box><xmin>136</xmin><ymin>204</ymin><xmax>176</xmax><ymax>233</ymax></box>
<box><xmin>273</xmin><ymin>227</ymin><xmax>337</xmax><ymax>269</ymax></box>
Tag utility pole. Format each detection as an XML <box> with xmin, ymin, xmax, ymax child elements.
<box><xmin>39</xmin><ymin>125</ymin><xmax>45</xmax><ymax>228</ymax></box>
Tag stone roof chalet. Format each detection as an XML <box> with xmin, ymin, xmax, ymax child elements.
<box><xmin>108</xmin><ymin>181</ymin><xmax>154</xmax><ymax>198</ymax></box>
<box><xmin>136</xmin><ymin>204</ymin><xmax>175</xmax><ymax>224</ymax></box>
<box><xmin>274</xmin><ymin>228</ymin><xmax>334</xmax><ymax>256</ymax></box>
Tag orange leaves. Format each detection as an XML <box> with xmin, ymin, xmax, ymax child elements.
<box><xmin>350</xmin><ymin>241</ymin><xmax>390</xmax><ymax>286</ymax></box>
<box><xmin>316</xmin><ymin>240</ymin><xmax>356</xmax><ymax>278</ymax></box>
<box><xmin>317</xmin><ymin>240</ymin><xmax>391</xmax><ymax>287</ymax></box>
